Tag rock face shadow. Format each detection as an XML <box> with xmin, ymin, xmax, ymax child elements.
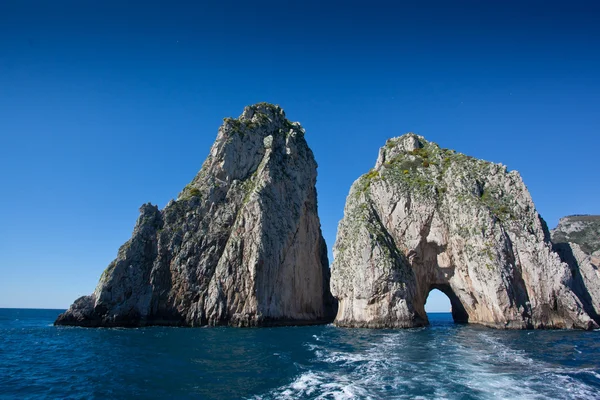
<box><xmin>553</xmin><ymin>243</ymin><xmax>600</xmax><ymax>326</ymax></box>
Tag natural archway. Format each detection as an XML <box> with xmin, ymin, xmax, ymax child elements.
<box><xmin>426</xmin><ymin>284</ymin><xmax>469</xmax><ymax>324</ymax></box>
<box><xmin>425</xmin><ymin>288</ymin><xmax>451</xmax><ymax>313</ymax></box>
<box><xmin>416</xmin><ymin>283</ymin><xmax>470</xmax><ymax>326</ymax></box>
<box><xmin>424</xmin><ymin>288</ymin><xmax>452</xmax><ymax>324</ymax></box>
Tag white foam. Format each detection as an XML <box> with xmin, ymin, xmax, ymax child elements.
<box><xmin>252</xmin><ymin>329</ymin><xmax>600</xmax><ymax>400</ymax></box>
<box><xmin>444</xmin><ymin>331</ymin><xmax>600</xmax><ymax>399</ymax></box>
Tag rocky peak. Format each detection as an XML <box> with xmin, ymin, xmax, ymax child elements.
<box><xmin>136</xmin><ymin>203</ymin><xmax>162</xmax><ymax>230</ymax></box>
<box><xmin>181</xmin><ymin>102</ymin><xmax>306</xmax><ymax>194</ymax></box>
<box><xmin>240</xmin><ymin>102</ymin><xmax>289</xmax><ymax>124</ymax></box>
<box><xmin>375</xmin><ymin>133</ymin><xmax>424</xmax><ymax>169</ymax></box>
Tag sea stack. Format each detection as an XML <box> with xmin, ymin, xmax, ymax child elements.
<box><xmin>330</xmin><ymin>133</ymin><xmax>599</xmax><ymax>330</ymax></box>
<box><xmin>56</xmin><ymin>103</ymin><xmax>336</xmax><ymax>327</ymax></box>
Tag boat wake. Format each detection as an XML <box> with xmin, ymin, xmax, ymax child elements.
<box><xmin>253</xmin><ymin>328</ymin><xmax>600</xmax><ymax>400</ymax></box>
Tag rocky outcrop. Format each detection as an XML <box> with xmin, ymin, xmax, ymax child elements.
<box><xmin>553</xmin><ymin>242</ymin><xmax>600</xmax><ymax>325</ymax></box>
<box><xmin>56</xmin><ymin>103</ymin><xmax>336</xmax><ymax>327</ymax></box>
<box><xmin>551</xmin><ymin>215</ymin><xmax>600</xmax><ymax>255</ymax></box>
<box><xmin>331</xmin><ymin>133</ymin><xmax>599</xmax><ymax>330</ymax></box>
<box><xmin>551</xmin><ymin>215</ymin><xmax>600</xmax><ymax>326</ymax></box>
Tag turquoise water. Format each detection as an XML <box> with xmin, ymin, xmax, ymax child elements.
<box><xmin>1</xmin><ymin>309</ymin><xmax>599</xmax><ymax>399</ymax></box>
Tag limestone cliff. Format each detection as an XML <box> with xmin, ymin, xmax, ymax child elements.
<box><xmin>331</xmin><ymin>133</ymin><xmax>599</xmax><ymax>330</ymax></box>
<box><xmin>553</xmin><ymin>242</ymin><xmax>600</xmax><ymax>327</ymax></box>
<box><xmin>56</xmin><ymin>103</ymin><xmax>336</xmax><ymax>327</ymax></box>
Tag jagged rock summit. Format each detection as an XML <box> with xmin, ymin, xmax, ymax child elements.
<box><xmin>56</xmin><ymin>103</ymin><xmax>336</xmax><ymax>327</ymax></box>
<box><xmin>331</xmin><ymin>133</ymin><xmax>600</xmax><ymax>330</ymax></box>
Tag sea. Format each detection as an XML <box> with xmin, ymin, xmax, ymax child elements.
<box><xmin>1</xmin><ymin>309</ymin><xmax>599</xmax><ymax>399</ymax></box>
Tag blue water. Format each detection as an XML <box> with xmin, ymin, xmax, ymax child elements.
<box><xmin>1</xmin><ymin>309</ymin><xmax>599</xmax><ymax>399</ymax></box>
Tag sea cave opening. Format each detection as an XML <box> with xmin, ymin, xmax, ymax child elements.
<box><xmin>424</xmin><ymin>285</ymin><xmax>469</xmax><ymax>325</ymax></box>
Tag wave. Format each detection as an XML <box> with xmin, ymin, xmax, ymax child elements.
<box><xmin>253</xmin><ymin>329</ymin><xmax>600</xmax><ymax>400</ymax></box>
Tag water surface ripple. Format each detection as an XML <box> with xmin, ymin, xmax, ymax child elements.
<box><xmin>1</xmin><ymin>309</ymin><xmax>598</xmax><ymax>399</ymax></box>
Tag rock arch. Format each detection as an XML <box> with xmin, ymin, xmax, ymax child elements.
<box><xmin>422</xmin><ymin>284</ymin><xmax>469</xmax><ymax>324</ymax></box>
<box><xmin>331</xmin><ymin>134</ymin><xmax>599</xmax><ymax>330</ymax></box>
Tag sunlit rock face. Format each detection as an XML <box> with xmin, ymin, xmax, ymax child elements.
<box><xmin>331</xmin><ymin>133</ymin><xmax>599</xmax><ymax>330</ymax></box>
<box><xmin>56</xmin><ymin>103</ymin><xmax>337</xmax><ymax>327</ymax></box>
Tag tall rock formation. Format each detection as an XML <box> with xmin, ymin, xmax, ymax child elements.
<box><xmin>331</xmin><ymin>133</ymin><xmax>599</xmax><ymax>330</ymax></box>
<box><xmin>56</xmin><ymin>103</ymin><xmax>336</xmax><ymax>327</ymax></box>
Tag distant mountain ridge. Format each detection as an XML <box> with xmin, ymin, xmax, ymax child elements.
<box><xmin>551</xmin><ymin>215</ymin><xmax>600</xmax><ymax>255</ymax></box>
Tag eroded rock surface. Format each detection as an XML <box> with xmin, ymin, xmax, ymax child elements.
<box><xmin>56</xmin><ymin>103</ymin><xmax>336</xmax><ymax>327</ymax></box>
<box><xmin>553</xmin><ymin>242</ymin><xmax>600</xmax><ymax>325</ymax></box>
<box><xmin>331</xmin><ymin>133</ymin><xmax>599</xmax><ymax>330</ymax></box>
<box><xmin>551</xmin><ymin>215</ymin><xmax>600</xmax><ymax>325</ymax></box>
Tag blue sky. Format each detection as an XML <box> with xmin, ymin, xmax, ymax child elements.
<box><xmin>0</xmin><ymin>1</ymin><xmax>598</xmax><ymax>311</ymax></box>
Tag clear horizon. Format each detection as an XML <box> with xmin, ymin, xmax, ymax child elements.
<box><xmin>1</xmin><ymin>1</ymin><xmax>598</xmax><ymax>310</ymax></box>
